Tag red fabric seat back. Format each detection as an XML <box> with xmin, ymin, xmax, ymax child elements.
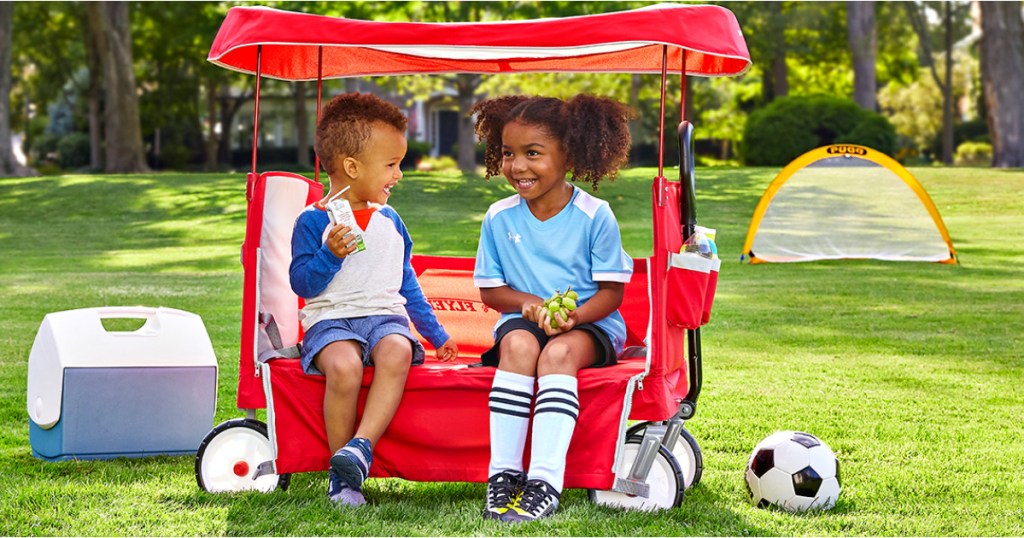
<box><xmin>411</xmin><ymin>255</ymin><xmax>649</xmax><ymax>358</ymax></box>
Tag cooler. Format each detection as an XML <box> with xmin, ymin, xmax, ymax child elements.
<box><xmin>27</xmin><ymin>306</ymin><xmax>218</xmax><ymax>461</ymax></box>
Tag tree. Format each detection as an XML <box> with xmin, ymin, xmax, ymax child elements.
<box><xmin>905</xmin><ymin>2</ymin><xmax>971</xmax><ymax>164</ymax></box>
<box><xmin>86</xmin><ymin>2</ymin><xmax>148</xmax><ymax>173</ymax></box>
<box><xmin>9</xmin><ymin>2</ymin><xmax>87</xmax><ymax>171</ymax></box>
<box><xmin>979</xmin><ymin>1</ymin><xmax>1024</xmax><ymax>167</ymax></box>
<box><xmin>847</xmin><ymin>1</ymin><xmax>877</xmax><ymax>111</ymax></box>
<box><xmin>728</xmin><ymin>1</ymin><xmax>790</xmax><ymax>103</ymax></box>
<box><xmin>0</xmin><ymin>2</ymin><xmax>34</xmax><ymax>177</ymax></box>
<box><xmin>82</xmin><ymin>8</ymin><xmax>102</xmax><ymax>170</ymax></box>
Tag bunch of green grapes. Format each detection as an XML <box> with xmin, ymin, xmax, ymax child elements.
<box><xmin>542</xmin><ymin>287</ymin><xmax>579</xmax><ymax>329</ymax></box>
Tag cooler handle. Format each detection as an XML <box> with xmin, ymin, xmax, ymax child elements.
<box><xmin>93</xmin><ymin>306</ymin><xmax>164</xmax><ymax>336</ymax></box>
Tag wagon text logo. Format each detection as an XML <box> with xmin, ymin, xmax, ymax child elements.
<box><xmin>827</xmin><ymin>145</ymin><xmax>867</xmax><ymax>156</ymax></box>
<box><xmin>428</xmin><ymin>297</ymin><xmax>491</xmax><ymax>313</ymax></box>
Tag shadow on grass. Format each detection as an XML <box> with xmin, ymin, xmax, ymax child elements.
<box><xmin>163</xmin><ymin>473</ymin><xmax>778</xmax><ymax>536</ymax></box>
<box><xmin>0</xmin><ymin>174</ymin><xmax>248</xmax><ymax>274</ymax></box>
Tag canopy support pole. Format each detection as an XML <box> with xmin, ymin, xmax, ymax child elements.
<box><xmin>314</xmin><ymin>46</ymin><xmax>323</xmax><ymax>184</ymax></box>
<box><xmin>246</xmin><ymin>45</ymin><xmax>263</xmax><ymax>201</ymax></box>
<box><xmin>656</xmin><ymin>46</ymin><xmax>668</xmax><ymax>180</ymax></box>
<box><xmin>250</xmin><ymin>46</ymin><xmax>262</xmax><ymax>176</ymax></box>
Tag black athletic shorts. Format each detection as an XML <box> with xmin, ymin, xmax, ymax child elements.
<box><xmin>480</xmin><ymin>317</ymin><xmax>617</xmax><ymax>368</ymax></box>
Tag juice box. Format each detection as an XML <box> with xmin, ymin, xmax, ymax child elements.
<box><xmin>325</xmin><ymin>192</ymin><xmax>366</xmax><ymax>253</ymax></box>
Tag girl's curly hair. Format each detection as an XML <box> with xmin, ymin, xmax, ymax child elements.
<box><xmin>471</xmin><ymin>94</ymin><xmax>636</xmax><ymax>190</ymax></box>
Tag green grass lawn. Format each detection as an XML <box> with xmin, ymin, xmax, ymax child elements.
<box><xmin>1</xmin><ymin>166</ymin><xmax>1022</xmax><ymax>535</ymax></box>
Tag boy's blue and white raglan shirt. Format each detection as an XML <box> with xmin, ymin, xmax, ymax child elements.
<box><xmin>474</xmin><ymin>186</ymin><xmax>633</xmax><ymax>354</ymax></box>
<box><xmin>289</xmin><ymin>203</ymin><xmax>449</xmax><ymax>349</ymax></box>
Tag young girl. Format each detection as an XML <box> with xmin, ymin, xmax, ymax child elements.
<box><xmin>471</xmin><ymin>95</ymin><xmax>635</xmax><ymax>522</ymax></box>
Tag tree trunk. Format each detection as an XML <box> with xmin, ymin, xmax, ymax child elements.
<box><xmin>81</xmin><ymin>7</ymin><xmax>103</xmax><ymax>170</ymax></box>
<box><xmin>941</xmin><ymin>2</ymin><xmax>955</xmax><ymax>165</ymax></box>
<box><xmin>771</xmin><ymin>51</ymin><xmax>789</xmax><ymax>100</ymax></box>
<box><xmin>0</xmin><ymin>2</ymin><xmax>34</xmax><ymax>177</ymax></box>
<box><xmin>455</xmin><ymin>73</ymin><xmax>480</xmax><ymax>175</ymax></box>
<box><xmin>204</xmin><ymin>81</ymin><xmax>219</xmax><ymax>171</ymax></box>
<box><xmin>979</xmin><ymin>1</ymin><xmax>1024</xmax><ymax>167</ymax></box>
<box><xmin>906</xmin><ymin>2</ymin><xmax>958</xmax><ymax>164</ymax></box>
<box><xmin>294</xmin><ymin>81</ymin><xmax>310</xmax><ymax>168</ymax></box>
<box><xmin>217</xmin><ymin>89</ymin><xmax>251</xmax><ymax>167</ymax></box>
<box><xmin>762</xmin><ymin>2</ymin><xmax>788</xmax><ymax>102</ymax></box>
<box><xmin>87</xmin><ymin>2</ymin><xmax>149</xmax><ymax>173</ymax></box>
<box><xmin>847</xmin><ymin>1</ymin><xmax>877</xmax><ymax>111</ymax></box>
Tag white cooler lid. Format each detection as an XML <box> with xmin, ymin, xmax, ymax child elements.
<box><xmin>27</xmin><ymin>306</ymin><xmax>217</xmax><ymax>429</ymax></box>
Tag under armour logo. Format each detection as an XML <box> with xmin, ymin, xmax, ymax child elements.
<box><xmin>507</xmin><ymin>231</ymin><xmax>522</xmax><ymax>244</ymax></box>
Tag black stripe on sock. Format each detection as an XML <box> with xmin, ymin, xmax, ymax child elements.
<box><xmin>535</xmin><ymin>396</ymin><xmax>579</xmax><ymax>410</ymax></box>
<box><xmin>534</xmin><ymin>407</ymin><xmax>579</xmax><ymax>420</ymax></box>
<box><xmin>491</xmin><ymin>386</ymin><xmax>534</xmax><ymax>400</ymax></box>
<box><xmin>489</xmin><ymin>396</ymin><xmax>532</xmax><ymax>408</ymax></box>
<box><xmin>536</xmin><ymin>387</ymin><xmax>576</xmax><ymax>400</ymax></box>
<box><xmin>490</xmin><ymin>406</ymin><xmax>532</xmax><ymax>418</ymax></box>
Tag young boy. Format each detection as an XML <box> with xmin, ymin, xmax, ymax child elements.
<box><xmin>289</xmin><ymin>92</ymin><xmax>458</xmax><ymax>507</ymax></box>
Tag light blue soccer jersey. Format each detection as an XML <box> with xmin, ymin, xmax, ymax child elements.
<box><xmin>474</xmin><ymin>186</ymin><xmax>634</xmax><ymax>353</ymax></box>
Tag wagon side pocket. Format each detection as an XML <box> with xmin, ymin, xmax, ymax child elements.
<box><xmin>666</xmin><ymin>252</ymin><xmax>714</xmax><ymax>329</ymax></box>
<box><xmin>701</xmin><ymin>258</ymin><xmax>721</xmax><ymax>325</ymax></box>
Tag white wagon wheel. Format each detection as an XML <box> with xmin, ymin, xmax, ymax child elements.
<box><xmin>588</xmin><ymin>437</ymin><xmax>685</xmax><ymax>510</ymax></box>
<box><xmin>195</xmin><ymin>418</ymin><xmax>290</xmax><ymax>493</ymax></box>
<box><xmin>627</xmin><ymin>421</ymin><xmax>704</xmax><ymax>489</ymax></box>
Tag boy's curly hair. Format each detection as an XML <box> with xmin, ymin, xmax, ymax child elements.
<box><xmin>314</xmin><ymin>92</ymin><xmax>408</xmax><ymax>175</ymax></box>
<box><xmin>471</xmin><ymin>94</ymin><xmax>636</xmax><ymax>190</ymax></box>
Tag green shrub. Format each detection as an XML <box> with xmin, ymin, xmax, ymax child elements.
<box><xmin>837</xmin><ymin>114</ymin><xmax>897</xmax><ymax>154</ymax></box>
<box><xmin>29</xmin><ymin>132</ymin><xmax>61</xmax><ymax>165</ymax></box>
<box><xmin>954</xmin><ymin>141</ymin><xmax>992</xmax><ymax>165</ymax></box>
<box><xmin>742</xmin><ymin>95</ymin><xmax>896</xmax><ymax>166</ymax></box>
<box><xmin>415</xmin><ymin>155</ymin><xmax>459</xmax><ymax>172</ymax></box>
<box><xmin>56</xmin><ymin>133</ymin><xmax>92</xmax><ymax>170</ymax></box>
<box><xmin>927</xmin><ymin>119</ymin><xmax>990</xmax><ymax>159</ymax></box>
<box><xmin>158</xmin><ymin>144</ymin><xmax>192</xmax><ymax>170</ymax></box>
<box><xmin>403</xmin><ymin>140</ymin><xmax>431</xmax><ymax>170</ymax></box>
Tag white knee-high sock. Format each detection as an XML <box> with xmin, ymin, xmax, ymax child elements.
<box><xmin>488</xmin><ymin>369</ymin><xmax>536</xmax><ymax>478</ymax></box>
<box><xmin>528</xmin><ymin>374</ymin><xmax>579</xmax><ymax>492</ymax></box>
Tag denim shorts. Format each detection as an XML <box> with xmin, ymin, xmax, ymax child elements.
<box><xmin>300</xmin><ymin>315</ymin><xmax>425</xmax><ymax>376</ymax></box>
<box><xmin>480</xmin><ymin>317</ymin><xmax>617</xmax><ymax>369</ymax></box>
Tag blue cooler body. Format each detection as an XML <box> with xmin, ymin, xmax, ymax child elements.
<box><xmin>27</xmin><ymin>307</ymin><xmax>218</xmax><ymax>461</ymax></box>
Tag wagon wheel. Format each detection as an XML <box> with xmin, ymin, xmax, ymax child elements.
<box><xmin>587</xmin><ymin>437</ymin><xmax>684</xmax><ymax>510</ymax></box>
<box><xmin>195</xmin><ymin>418</ymin><xmax>290</xmax><ymax>493</ymax></box>
<box><xmin>627</xmin><ymin>421</ymin><xmax>704</xmax><ymax>489</ymax></box>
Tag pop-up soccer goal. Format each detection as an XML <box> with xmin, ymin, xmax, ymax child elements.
<box><xmin>741</xmin><ymin>144</ymin><xmax>958</xmax><ymax>264</ymax></box>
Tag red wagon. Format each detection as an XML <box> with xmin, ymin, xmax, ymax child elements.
<box><xmin>195</xmin><ymin>4</ymin><xmax>749</xmax><ymax>510</ymax></box>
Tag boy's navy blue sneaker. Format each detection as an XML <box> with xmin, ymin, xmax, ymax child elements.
<box><xmin>482</xmin><ymin>470</ymin><xmax>527</xmax><ymax>520</ymax></box>
<box><xmin>330</xmin><ymin>437</ymin><xmax>373</xmax><ymax>492</ymax></box>
<box><xmin>327</xmin><ymin>469</ymin><xmax>366</xmax><ymax>507</ymax></box>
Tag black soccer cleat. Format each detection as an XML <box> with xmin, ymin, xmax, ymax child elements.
<box><xmin>483</xmin><ymin>470</ymin><xmax>527</xmax><ymax>520</ymax></box>
<box><xmin>500</xmin><ymin>478</ymin><xmax>561</xmax><ymax>523</ymax></box>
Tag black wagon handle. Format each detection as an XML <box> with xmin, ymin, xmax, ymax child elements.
<box><xmin>678</xmin><ymin>120</ymin><xmax>696</xmax><ymax>242</ymax></box>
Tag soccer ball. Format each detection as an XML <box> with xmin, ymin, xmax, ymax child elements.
<box><xmin>744</xmin><ymin>430</ymin><xmax>841</xmax><ymax>512</ymax></box>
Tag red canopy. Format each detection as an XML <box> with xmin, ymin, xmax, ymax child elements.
<box><xmin>208</xmin><ymin>3</ymin><xmax>750</xmax><ymax>80</ymax></box>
